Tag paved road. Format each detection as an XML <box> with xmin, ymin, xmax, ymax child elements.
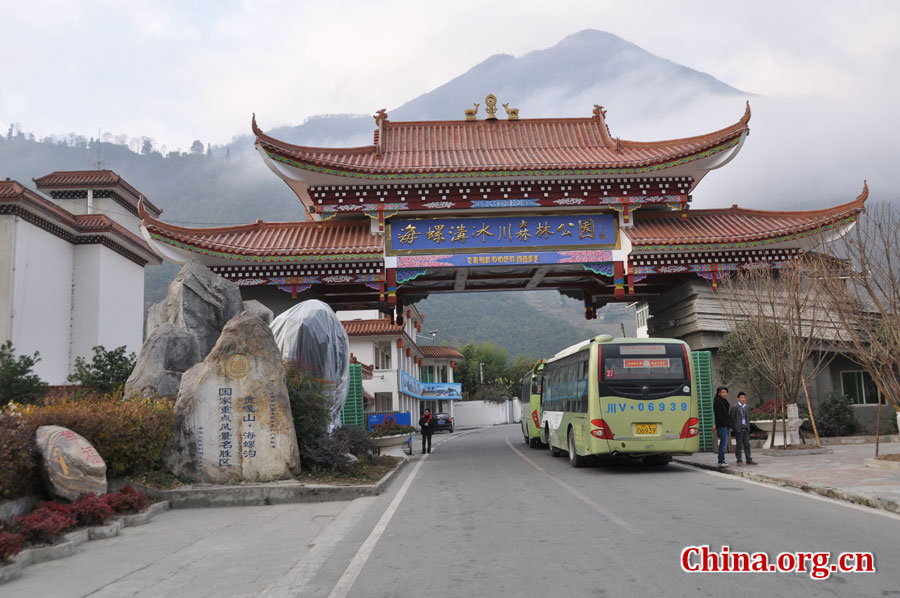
<box><xmin>7</xmin><ymin>425</ymin><xmax>900</xmax><ymax>597</ymax></box>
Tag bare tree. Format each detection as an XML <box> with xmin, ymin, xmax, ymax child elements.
<box><xmin>717</xmin><ymin>260</ymin><xmax>834</xmax><ymax>448</ymax></box>
<box><xmin>818</xmin><ymin>202</ymin><xmax>900</xmax><ymax>431</ymax></box>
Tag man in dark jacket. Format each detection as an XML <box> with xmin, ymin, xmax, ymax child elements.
<box><xmin>713</xmin><ymin>387</ymin><xmax>731</xmax><ymax>467</ymax></box>
<box><xmin>419</xmin><ymin>409</ymin><xmax>434</xmax><ymax>454</ymax></box>
<box><xmin>729</xmin><ymin>391</ymin><xmax>756</xmax><ymax>465</ymax></box>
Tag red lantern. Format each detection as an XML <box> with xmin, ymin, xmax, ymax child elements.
<box><xmin>397</xmin><ymin>338</ymin><xmax>403</xmax><ymax>349</ymax></box>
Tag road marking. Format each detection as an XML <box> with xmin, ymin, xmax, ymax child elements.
<box><xmin>672</xmin><ymin>463</ymin><xmax>900</xmax><ymax>522</ymax></box>
<box><xmin>257</xmin><ymin>498</ymin><xmax>376</xmax><ymax>598</ymax></box>
<box><xmin>327</xmin><ymin>452</ymin><xmax>429</xmax><ymax>597</ymax></box>
<box><xmin>505</xmin><ymin>435</ymin><xmax>642</xmax><ymax>534</ymax></box>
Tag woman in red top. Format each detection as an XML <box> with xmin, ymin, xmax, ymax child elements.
<box><xmin>419</xmin><ymin>409</ymin><xmax>434</xmax><ymax>454</ymax></box>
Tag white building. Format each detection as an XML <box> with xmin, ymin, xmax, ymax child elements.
<box><xmin>338</xmin><ymin>306</ymin><xmax>463</xmax><ymax>419</ymax></box>
<box><xmin>0</xmin><ymin>171</ymin><xmax>162</xmax><ymax>385</ymax></box>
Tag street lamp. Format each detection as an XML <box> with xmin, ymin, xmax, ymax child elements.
<box><xmin>429</xmin><ymin>330</ymin><xmax>438</xmax><ymax>345</ymax></box>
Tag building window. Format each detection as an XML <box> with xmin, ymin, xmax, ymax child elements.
<box><xmin>375</xmin><ymin>392</ymin><xmax>393</xmax><ymax>412</ymax></box>
<box><xmin>841</xmin><ymin>370</ymin><xmax>882</xmax><ymax>405</ymax></box>
<box><xmin>374</xmin><ymin>341</ymin><xmax>392</xmax><ymax>370</ymax></box>
<box><xmin>635</xmin><ymin>303</ymin><xmax>648</xmax><ymax>329</ymax></box>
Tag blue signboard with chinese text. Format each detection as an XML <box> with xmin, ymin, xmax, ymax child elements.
<box><xmin>387</xmin><ymin>213</ymin><xmax>617</xmax><ymax>255</ymax></box>
<box><xmin>400</xmin><ymin>371</ymin><xmax>463</xmax><ymax>400</ymax></box>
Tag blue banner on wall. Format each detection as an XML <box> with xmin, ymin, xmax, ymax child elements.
<box><xmin>400</xmin><ymin>371</ymin><xmax>463</xmax><ymax>400</ymax></box>
<box><xmin>387</xmin><ymin>213</ymin><xmax>617</xmax><ymax>255</ymax></box>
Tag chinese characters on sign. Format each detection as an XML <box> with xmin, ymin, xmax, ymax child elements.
<box><xmin>267</xmin><ymin>382</ymin><xmax>278</xmax><ymax>450</ymax></box>
<box><xmin>388</xmin><ymin>213</ymin><xmax>616</xmax><ymax>254</ymax></box>
<box><xmin>241</xmin><ymin>395</ymin><xmax>257</xmax><ymax>459</ymax></box>
<box><xmin>218</xmin><ymin>388</ymin><xmax>233</xmax><ymax>467</ymax></box>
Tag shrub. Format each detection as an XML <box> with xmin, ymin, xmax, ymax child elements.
<box><xmin>369</xmin><ymin>421</ymin><xmax>416</xmax><ymax>438</ymax></box>
<box><xmin>71</xmin><ymin>493</ymin><xmax>115</xmax><ymax>526</ymax></box>
<box><xmin>20</xmin><ymin>392</ymin><xmax>175</xmax><ymax>477</ymax></box>
<box><xmin>0</xmin><ymin>340</ymin><xmax>47</xmax><ymax>407</ymax></box>
<box><xmin>68</xmin><ymin>345</ymin><xmax>136</xmax><ymax>394</ymax></box>
<box><xmin>749</xmin><ymin>399</ymin><xmax>809</xmax><ymax>421</ymax></box>
<box><xmin>14</xmin><ymin>504</ymin><xmax>76</xmax><ymax>544</ymax></box>
<box><xmin>815</xmin><ymin>392</ymin><xmax>858</xmax><ymax>437</ymax></box>
<box><xmin>285</xmin><ymin>366</ymin><xmax>332</xmax><ymax>449</ymax></box>
<box><xmin>331</xmin><ymin>425</ymin><xmax>375</xmax><ymax>457</ymax></box>
<box><xmin>299</xmin><ymin>435</ymin><xmax>355</xmax><ymax>472</ymax></box>
<box><xmin>104</xmin><ymin>486</ymin><xmax>148</xmax><ymax>513</ymax></box>
<box><xmin>0</xmin><ymin>415</ymin><xmax>41</xmax><ymax>500</ymax></box>
<box><xmin>0</xmin><ymin>532</ymin><xmax>23</xmax><ymax>561</ymax></box>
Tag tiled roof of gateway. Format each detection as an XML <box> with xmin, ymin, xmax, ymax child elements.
<box><xmin>419</xmin><ymin>345</ymin><xmax>464</xmax><ymax>360</ymax></box>
<box><xmin>34</xmin><ymin>170</ymin><xmax>162</xmax><ymax>215</ymax></box>
<box><xmin>629</xmin><ymin>184</ymin><xmax>868</xmax><ymax>247</ymax></box>
<box><xmin>252</xmin><ymin>104</ymin><xmax>750</xmax><ymax>175</ymax></box>
<box><xmin>139</xmin><ymin>201</ymin><xmax>383</xmax><ymax>257</ymax></box>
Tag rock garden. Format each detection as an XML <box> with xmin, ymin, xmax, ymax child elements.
<box><xmin>0</xmin><ymin>261</ymin><xmax>404</xmax><ymax>584</ymax></box>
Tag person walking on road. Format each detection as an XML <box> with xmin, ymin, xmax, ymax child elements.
<box><xmin>419</xmin><ymin>409</ymin><xmax>434</xmax><ymax>454</ymax></box>
<box><xmin>730</xmin><ymin>392</ymin><xmax>756</xmax><ymax>465</ymax></box>
<box><xmin>713</xmin><ymin>386</ymin><xmax>731</xmax><ymax>467</ymax></box>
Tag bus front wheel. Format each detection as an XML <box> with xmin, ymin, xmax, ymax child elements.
<box><xmin>568</xmin><ymin>428</ymin><xmax>586</xmax><ymax>468</ymax></box>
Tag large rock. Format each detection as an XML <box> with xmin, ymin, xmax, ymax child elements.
<box><xmin>166</xmin><ymin>311</ymin><xmax>300</xmax><ymax>483</ymax></box>
<box><xmin>35</xmin><ymin>426</ymin><xmax>107</xmax><ymax>501</ymax></box>
<box><xmin>125</xmin><ymin>323</ymin><xmax>202</xmax><ymax>398</ymax></box>
<box><xmin>243</xmin><ymin>299</ymin><xmax>274</xmax><ymax>325</ymax></box>
<box><xmin>270</xmin><ymin>300</ymin><xmax>350</xmax><ymax>428</ymax></box>
<box><xmin>144</xmin><ymin>299</ymin><xmax>167</xmax><ymax>340</ymax></box>
<box><xmin>155</xmin><ymin>260</ymin><xmax>244</xmax><ymax>358</ymax></box>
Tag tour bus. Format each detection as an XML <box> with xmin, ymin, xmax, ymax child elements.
<box><xmin>540</xmin><ymin>335</ymin><xmax>699</xmax><ymax>467</ymax></box>
<box><xmin>519</xmin><ymin>360</ymin><xmax>545</xmax><ymax>448</ymax></box>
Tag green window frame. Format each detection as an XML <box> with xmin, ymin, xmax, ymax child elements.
<box><xmin>840</xmin><ymin>370</ymin><xmax>881</xmax><ymax>405</ymax></box>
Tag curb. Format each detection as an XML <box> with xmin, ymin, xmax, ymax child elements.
<box><xmin>675</xmin><ymin>459</ymin><xmax>900</xmax><ymax>515</ymax></box>
<box><xmin>156</xmin><ymin>458</ymin><xmax>410</xmax><ymax>509</ymax></box>
<box><xmin>0</xmin><ymin>501</ymin><xmax>170</xmax><ymax>585</ymax></box>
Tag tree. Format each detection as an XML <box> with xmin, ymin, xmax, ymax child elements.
<box><xmin>455</xmin><ymin>342</ymin><xmax>510</xmax><ymax>397</ymax></box>
<box><xmin>141</xmin><ymin>137</ymin><xmax>154</xmax><ymax>156</ymax></box>
<box><xmin>717</xmin><ymin>321</ymin><xmax>775</xmax><ymax>403</ymax></box>
<box><xmin>68</xmin><ymin>346</ymin><xmax>136</xmax><ymax>394</ymax></box>
<box><xmin>717</xmin><ymin>260</ymin><xmax>834</xmax><ymax>447</ymax></box>
<box><xmin>190</xmin><ymin>140</ymin><xmax>204</xmax><ymax>155</ymax></box>
<box><xmin>0</xmin><ymin>341</ymin><xmax>47</xmax><ymax>407</ymax></box>
<box><xmin>206</xmin><ymin>142</ymin><xmax>212</xmax><ymax>157</ymax></box>
<box><xmin>817</xmin><ymin>202</ymin><xmax>900</xmax><ymax>443</ymax></box>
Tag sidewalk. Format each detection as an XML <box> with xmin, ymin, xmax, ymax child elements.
<box><xmin>675</xmin><ymin>443</ymin><xmax>900</xmax><ymax>515</ymax></box>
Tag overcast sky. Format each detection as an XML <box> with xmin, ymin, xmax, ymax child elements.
<box><xmin>2</xmin><ymin>0</ymin><xmax>898</xmax><ymax>207</ymax></box>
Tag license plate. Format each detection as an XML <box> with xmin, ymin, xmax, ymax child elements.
<box><xmin>636</xmin><ymin>423</ymin><xmax>657</xmax><ymax>435</ymax></box>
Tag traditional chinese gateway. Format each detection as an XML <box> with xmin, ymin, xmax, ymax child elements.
<box><xmin>139</xmin><ymin>97</ymin><xmax>866</xmax><ymax>323</ymax></box>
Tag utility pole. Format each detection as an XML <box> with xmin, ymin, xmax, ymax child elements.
<box><xmin>620</xmin><ymin>322</ymin><xmax>626</xmax><ymax>338</ymax></box>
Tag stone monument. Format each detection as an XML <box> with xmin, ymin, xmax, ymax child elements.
<box><xmin>166</xmin><ymin>311</ymin><xmax>300</xmax><ymax>483</ymax></box>
<box><xmin>35</xmin><ymin>426</ymin><xmax>108</xmax><ymax>501</ymax></box>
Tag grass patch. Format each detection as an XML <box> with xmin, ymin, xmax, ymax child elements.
<box><xmin>126</xmin><ymin>470</ymin><xmax>186</xmax><ymax>490</ymax></box>
<box><xmin>297</xmin><ymin>456</ymin><xmax>402</xmax><ymax>485</ymax></box>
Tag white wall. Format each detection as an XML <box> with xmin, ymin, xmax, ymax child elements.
<box><xmin>71</xmin><ymin>245</ymin><xmax>145</xmax><ymax>363</ymax></box>
<box><xmin>452</xmin><ymin>400</ymin><xmax>521</xmax><ymax>428</ymax></box>
<box><xmin>8</xmin><ymin>221</ymin><xmax>75</xmax><ymax>385</ymax></box>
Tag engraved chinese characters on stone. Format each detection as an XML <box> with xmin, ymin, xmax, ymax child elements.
<box><xmin>167</xmin><ymin>311</ymin><xmax>300</xmax><ymax>483</ymax></box>
<box><xmin>35</xmin><ymin>425</ymin><xmax>108</xmax><ymax>501</ymax></box>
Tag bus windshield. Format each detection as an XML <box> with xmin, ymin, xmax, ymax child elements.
<box><xmin>600</xmin><ymin>344</ymin><xmax>689</xmax><ymax>399</ymax></box>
